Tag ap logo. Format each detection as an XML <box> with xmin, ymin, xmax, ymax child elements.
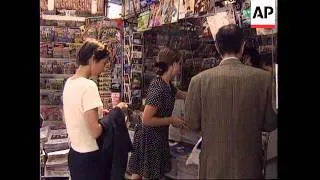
<box><xmin>251</xmin><ymin>0</ymin><xmax>276</xmax><ymax>28</ymax></box>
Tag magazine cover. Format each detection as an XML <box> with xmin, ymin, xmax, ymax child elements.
<box><xmin>124</xmin><ymin>74</ymin><xmax>131</xmax><ymax>84</ymax></box>
<box><xmin>124</xmin><ymin>45</ymin><xmax>131</xmax><ymax>64</ymax></box>
<box><xmin>40</xmin><ymin>42</ymin><xmax>49</xmax><ymax>58</ymax></box>
<box><xmin>241</xmin><ymin>0</ymin><xmax>251</xmax><ymax>28</ymax></box>
<box><xmin>133</xmin><ymin>0</ymin><xmax>141</xmax><ymax>13</ymax></box>
<box><xmin>102</xmin><ymin>97</ymin><xmax>113</xmax><ymax>110</ymax></box>
<box><xmin>47</xmin><ymin>43</ymin><xmax>54</xmax><ymax>58</ymax></box>
<box><xmin>159</xmin><ymin>0</ymin><xmax>179</xmax><ymax>24</ymax></box>
<box><xmin>132</xmin><ymin>64</ymin><xmax>143</xmax><ymax>73</ymax></box>
<box><xmin>179</xmin><ymin>0</ymin><xmax>194</xmax><ymax>19</ymax></box>
<box><xmin>140</xmin><ymin>0</ymin><xmax>149</xmax><ymax>11</ymax></box>
<box><xmin>131</xmin><ymin>72</ymin><xmax>142</xmax><ymax>89</ymax></box>
<box><xmin>40</xmin><ymin>91</ymin><xmax>63</xmax><ymax>106</ymax></box>
<box><xmin>53</xmin><ymin>43</ymin><xmax>64</xmax><ymax>58</ymax></box>
<box><xmin>132</xmin><ymin>90</ymin><xmax>142</xmax><ymax>106</ymax></box>
<box><xmin>138</xmin><ymin>10</ymin><xmax>151</xmax><ymax>32</ymax></box>
<box><xmin>40</xmin><ymin>26</ymin><xmax>55</xmax><ymax>42</ymax></box>
<box><xmin>124</xmin><ymin>64</ymin><xmax>131</xmax><ymax>75</ymax></box>
<box><xmin>124</xmin><ymin>0</ymin><xmax>131</xmax><ymax>16</ymax></box>
<box><xmin>100</xmin><ymin>92</ymin><xmax>112</xmax><ymax>109</ymax></box>
<box><xmin>149</xmin><ymin>2</ymin><xmax>162</xmax><ymax>28</ymax></box>
<box><xmin>194</xmin><ymin>0</ymin><xmax>214</xmax><ymax>16</ymax></box>
<box><xmin>82</xmin><ymin>25</ymin><xmax>99</xmax><ymax>40</ymax></box>
<box><xmin>206</xmin><ymin>4</ymin><xmax>236</xmax><ymax>39</ymax></box>
<box><xmin>112</xmin><ymin>64</ymin><xmax>122</xmax><ymax>80</ymax></box>
<box><xmin>68</xmin><ymin>28</ymin><xmax>82</xmax><ymax>43</ymax></box>
<box><xmin>49</xmin><ymin>79</ymin><xmax>65</xmax><ymax>90</ymax></box>
<box><xmin>69</xmin><ymin>43</ymin><xmax>82</xmax><ymax>58</ymax></box>
<box><xmin>98</xmin><ymin>76</ymin><xmax>112</xmax><ymax>92</ymax></box>
<box><xmin>55</xmin><ymin>27</ymin><xmax>71</xmax><ymax>43</ymax></box>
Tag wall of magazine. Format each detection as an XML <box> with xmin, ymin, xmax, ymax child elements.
<box><xmin>40</xmin><ymin>16</ymin><xmax>86</xmax><ymax>178</ymax></box>
<box><xmin>83</xmin><ymin>17</ymin><xmax>124</xmax><ymax>113</ymax></box>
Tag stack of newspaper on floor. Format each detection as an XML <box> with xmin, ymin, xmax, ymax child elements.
<box><xmin>165</xmin><ymin>142</ymin><xmax>199</xmax><ymax>179</ymax></box>
<box><xmin>44</xmin><ymin>128</ymin><xmax>69</xmax><ymax>153</ymax></box>
<box><xmin>44</xmin><ymin>149</ymin><xmax>70</xmax><ymax>177</ymax></box>
<box><xmin>40</xmin><ymin>149</ymin><xmax>46</xmax><ymax>177</ymax></box>
<box><xmin>41</xmin><ymin>126</ymin><xmax>51</xmax><ymax>144</ymax></box>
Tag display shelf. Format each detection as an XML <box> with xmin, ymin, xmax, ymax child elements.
<box><xmin>40</xmin><ymin>58</ymin><xmax>77</xmax><ymax>62</ymax></box>
<box><xmin>41</xmin><ymin>15</ymin><xmax>86</xmax><ymax>22</ymax></box>
<box><xmin>40</xmin><ymin>89</ymin><xmax>63</xmax><ymax>93</ymax></box>
<box><xmin>41</xmin><ymin>175</ymin><xmax>70</xmax><ymax>178</ymax></box>
<box><xmin>40</xmin><ymin>41</ymin><xmax>82</xmax><ymax>44</ymax></box>
<box><xmin>40</xmin><ymin>74</ymin><xmax>72</xmax><ymax>78</ymax></box>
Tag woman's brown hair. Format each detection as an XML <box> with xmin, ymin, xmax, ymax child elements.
<box><xmin>155</xmin><ymin>47</ymin><xmax>181</xmax><ymax>75</ymax></box>
<box><xmin>77</xmin><ymin>38</ymin><xmax>109</xmax><ymax>65</ymax></box>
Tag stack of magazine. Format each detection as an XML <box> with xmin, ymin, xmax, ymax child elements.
<box><xmin>44</xmin><ymin>128</ymin><xmax>69</xmax><ymax>153</ymax></box>
<box><xmin>166</xmin><ymin>143</ymin><xmax>199</xmax><ymax>179</ymax></box>
<box><xmin>40</xmin><ymin>126</ymin><xmax>51</xmax><ymax>144</ymax></box>
<box><xmin>45</xmin><ymin>149</ymin><xmax>70</xmax><ymax>177</ymax></box>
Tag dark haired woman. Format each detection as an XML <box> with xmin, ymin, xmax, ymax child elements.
<box><xmin>241</xmin><ymin>47</ymin><xmax>263</xmax><ymax>68</ymax></box>
<box><xmin>241</xmin><ymin>47</ymin><xmax>273</xmax><ymax>72</ymax></box>
<box><xmin>63</xmin><ymin>39</ymin><xmax>127</xmax><ymax>180</ymax></box>
<box><xmin>128</xmin><ymin>47</ymin><xmax>188</xmax><ymax>179</ymax></box>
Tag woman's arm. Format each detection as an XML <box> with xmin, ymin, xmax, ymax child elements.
<box><xmin>142</xmin><ymin>105</ymin><xmax>186</xmax><ymax>128</ymax></box>
<box><xmin>142</xmin><ymin>105</ymin><xmax>172</xmax><ymax>127</ymax></box>
<box><xmin>82</xmin><ymin>83</ymin><xmax>104</xmax><ymax>139</ymax></box>
<box><xmin>84</xmin><ymin>108</ymin><xmax>103</xmax><ymax>139</ymax></box>
<box><xmin>176</xmin><ymin>89</ymin><xmax>188</xmax><ymax>100</ymax></box>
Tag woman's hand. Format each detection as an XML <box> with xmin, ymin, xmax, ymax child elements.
<box><xmin>170</xmin><ymin>117</ymin><xmax>188</xmax><ymax>129</ymax></box>
<box><xmin>116</xmin><ymin>102</ymin><xmax>128</xmax><ymax>114</ymax></box>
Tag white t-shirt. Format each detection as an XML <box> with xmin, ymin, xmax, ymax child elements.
<box><xmin>63</xmin><ymin>77</ymin><xmax>103</xmax><ymax>153</ymax></box>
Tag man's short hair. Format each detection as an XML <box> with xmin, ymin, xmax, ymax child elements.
<box><xmin>215</xmin><ymin>24</ymin><xmax>244</xmax><ymax>56</ymax></box>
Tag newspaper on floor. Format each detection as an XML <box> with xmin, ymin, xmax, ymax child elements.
<box><xmin>45</xmin><ymin>149</ymin><xmax>70</xmax><ymax>177</ymax></box>
<box><xmin>44</xmin><ymin>129</ymin><xmax>69</xmax><ymax>153</ymax></box>
<box><xmin>40</xmin><ymin>126</ymin><xmax>51</xmax><ymax>143</ymax></box>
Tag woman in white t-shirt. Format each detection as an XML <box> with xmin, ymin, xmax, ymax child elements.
<box><xmin>63</xmin><ymin>39</ymin><xmax>125</xmax><ymax>180</ymax></box>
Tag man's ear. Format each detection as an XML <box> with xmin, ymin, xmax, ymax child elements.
<box><xmin>240</xmin><ymin>41</ymin><xmax>246</xmax><ymax>56</ymax></box>
<box><xmin>215</xmin><ymin>42</ymin><xmax>222</xmax><ymax>57</ymax></box>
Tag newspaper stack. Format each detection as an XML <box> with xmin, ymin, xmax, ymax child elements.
<box><xmin>181</xmin><ymin>129</ymin><xmax>201</xmax><ymax>145</ymax></box>
<box><xmin>177</xmin><ymin>155</ymin><xmax>199</xmax><ymax>179</ymax></box>
<box><xmin>40</xmin><ymin>126</ymin><xmax>51</xmax><ymax>143</ymax></box>
<box><xmin>166</xmin><ymin>143</ymin><xmax>198</xmax><ymax>179</ymax></box>
<box><xmin>40</xmin><ymin>149</ymin><xmax>45</xmax><ymax>167</ymax></box>
<box><xmin>44</xmin><ymin>129</ymin><xmax>69</xmax><ymax>153</ymax></box>
<box><xmin>169</xmin><ymin>125</ymin><xmax>182</xmax><ymax>142</ymax></box>
<box><xmin>165</xmin><ymin>155</ymin><xmax>178</xmax><ymax>179</ymax></box>
<box><xmin>44</xmin><ymin>149</ymin><xmax>70</xmax><ymax>177</ymax></box>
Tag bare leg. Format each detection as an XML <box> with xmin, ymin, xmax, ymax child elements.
<box><xmin>131</xmin><ymin>174</ymin><xmax>142</xmax><ymax>180</ymax></box>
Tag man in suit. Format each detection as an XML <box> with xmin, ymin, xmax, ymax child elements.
<box><xmin>185</xmin><ymin>24</ymin><xmax>277</xmax><ymax>179</ymax></box>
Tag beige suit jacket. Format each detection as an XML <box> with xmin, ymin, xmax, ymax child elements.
<box><xmin>185</xmin><ymin>58</ymin><xmax>277</xmax><ymax>179</ymax></box>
